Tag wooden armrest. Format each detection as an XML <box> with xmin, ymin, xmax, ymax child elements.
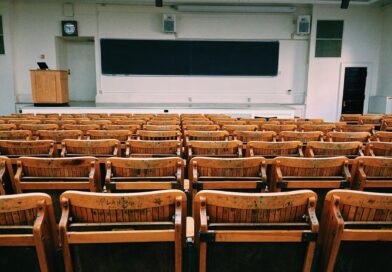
<box><xmin>186</xmin><ymin>216</ymin><xmax>194</xmax><ymax>239</ymax></box>
<box><xmin>183</xmin><ymin>179</ymin><xmax>190</xmax><ymax>191</ymax></box>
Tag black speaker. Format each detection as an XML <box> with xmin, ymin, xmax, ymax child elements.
<box><xmin>341</xmin><ymin>0</ymin><xmax>350</xmax><ymax>9</ymax></box>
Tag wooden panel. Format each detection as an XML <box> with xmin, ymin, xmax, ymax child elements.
<box><xmin>30</xmin><ymin>70</ymin><xmax>69</xmax><ymax>104</ymax></box>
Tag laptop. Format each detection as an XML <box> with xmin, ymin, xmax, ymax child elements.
<box><xmin>37</xmin><ymin>62</ymin><xmax>49</xmax><ymax>70</ymax></box>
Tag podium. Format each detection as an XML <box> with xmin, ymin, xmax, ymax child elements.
<box><xmin>30</xmin><ymin>70</ymin><xmax>69</xmax><ymax>104</ymax></box>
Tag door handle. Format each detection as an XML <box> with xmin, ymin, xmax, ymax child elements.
<box><xmin>343</xmin><ymin>101</ymin><xmax>346</xmax><ymax>107</ymax></box>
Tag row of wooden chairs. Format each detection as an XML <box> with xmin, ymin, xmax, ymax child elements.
<box><xmin>0</xmin><ymin>189</ymin><xmax>390</xmax><ymax>271</ymax></box>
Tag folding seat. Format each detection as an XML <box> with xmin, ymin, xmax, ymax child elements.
<box><xmin>234</xmin><ymin>131</ymin><xmax>277</xmax><ymax>144</ymax></box>
<box><xmin>0</xmin><ymin>140</ymin><xmax>55</xmax><ymax>161</ymax></box>
<box><xmin>182</xmin><ymin>125</ymin><xmax>220</xmax><ymax>131</ymax></box>
<box><xmin>299</xmin><ymin>124</ymin><xmax>336</xmax><ymax>134</ymax></box>
<box><xmin>143</xmin><ymin>125</ymin><xmax>181</xmax><ymax>131</ymax></box>
<box><xmin>372</xmin><ymin>131</ymin><xmax>392</xmax><ymax>142</ymax></box>
<box><xmin>181</xmin><ymin>120</ymin><xmax>213</xmax><ymax>126</ymax></box>
<box><xmin>61</xmin><ymin>139</ymin><xmax>121</xmax><ymax>159</ymax></box>
<box><xmin>246</xmin><ymin>141</ymin><xmax>303</xmax><ymax>158</ymax></box>
<box><xmin>0</xmin><ymin>193</ymin><xmax>57</xmax><ymax>271</ymax></box>
<box><xmin>137</xmin><ymin>130</ymin><xmax>182</xmax><ymax>141</ymax></box>
<box><xmin>113</xmin><ymin>119</ymin><xmax>145</xmax><ymax>126</ymax></box>
<box><xmin>0</xmin><ymin>124</ymin><xmax>16</xmax><ymax>131</ymax></box>
<box><xmin>341</xmin><ymin>124</ymin><xmax>375</xmax><ymax>134</ymax></box>
<box><xmin>275</xmin><ymin>118</ymin><xmax>296</xmax><ymax>124</ymax></box>
<box><xmin>327</xmin><ymin>131</ymin><xmax>371</xmax><ymax>143</ymax></box>
<box><xmin>193</xmin><ymin>190</ymin><xmax>319</xmax><ymax>272</ymax></box>
<box><xmin>381</xmin><ymin>118</ymin><xmax>392</xmax><ymax>131</ymax></box>
<box><xmin>361</xmin><ymin>114</ymin><xmax>383</xmax><ymax>128</ymax></box>
<box><xmin>186</xmin><ymin>140</ymin><xmax>242</xmax><ymax>160</ymax></box>
<box><xmin>8</xmin><ymin>119</ymin><xmax>41</xmax><ymax>128</ymax></box>
<box><xmin>43</xmin><ymin>119</ymin><xmax>77</xmax><ymax>128</ymax></box>
<box><xmin>221</xmin><ymin>125</ymin><xmax>258</xmax><ymax>139</ymax></box>
<box><xmin>0</xmin><ymin>130</ymin><xmax>32</xmax><ymax>140</ymax></box>
<box><xmin>280</xmin><ymin>131</ymin><xmax>324</xmax><ymax>143</ymax></box>
<box><xmin>126</xmin><ymin>140</ymin><xmax>182</xmax><ymax>158</ymax></box>
<box><xmin>87</xmin><ymin>129</ymin><xmax>132</xmax><ymax>143</ymax></box>
<box><xmin>104</xmin><ymin>124</ymin><xmax>141</xmax><ymax>138</ymax></box>
<box><xmin>305</xmin><ymin>141</ymin><xmax>363</xmax><ymax>158</ymax></box>
<box><xmin>319</xmin><ymin>190</ymin><xmax>392</xmax><ymax>271</ymax></box>
<box><xmin>79</xmin><ymin>119</ymin><xmax>112</xmax><ymax>128</ymax></box>
<box><xmin>340</xmin><ymin>114</ymin><xmax>363</xmax><ymax>124</ymax></box>
<box><xmin>216</xmin><ymin>120</ymin><xmax>247</xmax><ymax>127</ymax></box>
<box><xmin>105</xmin><ymin>157</ymin><xmax>184</xmax><ymax>192</ymax></box>
<box><xmin>260</xmin><ymin>124</ymin><xmax>297</xmax><ymax>133</ymax></box>
<box><xmin>0</xmin><ymin>156</ymin><xmax>13</xmax><ymax>194</ymax></box>
<box><xmin>19</xmin><ymin>124</ymin><xmax>58</xmax><ymax>137</ymax></box>
<box><xmin>148</xmin><ymin>120</ymin><xmax>180</xmax><ymax>125</ymax></box>
<box><xmin>364</xmin><ymin>141</ymin><xmax>392</xmax><ymax>156</ymax></box>
<box><xmin>184</xmin><ymin>131</ymin><xmax>229</xmax><ymax>144</ymax></box>
<box><xmin>63</xmin><ymin>124</ymin><xmax>100</xmax><ymax>136</ymax></box>
<box><xmin>36</xmin><ymin>130</ymin><xmax>83</xmax><ymax>143</ymax></box>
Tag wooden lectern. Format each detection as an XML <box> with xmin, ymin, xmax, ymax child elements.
<box><xmin>30</xmin><ymin>70</ymin><xmax>69</xmax><ymax>104</ymax></box>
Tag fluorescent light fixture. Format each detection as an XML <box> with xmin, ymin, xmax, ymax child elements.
<box><xmin>175</xmin><ymin>5</ymin><xmax>296</xmax><ymax>13</ymax></box>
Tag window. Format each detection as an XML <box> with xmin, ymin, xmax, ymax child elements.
<box><xmin>0</xmin><ymin>15</ymin><xmax>4</xmax><ymax>54</ymax></box>
<box><xmin>315</xmin><ymin>20</ymin><xmax>344</xmax><ymax>58</ymax></box>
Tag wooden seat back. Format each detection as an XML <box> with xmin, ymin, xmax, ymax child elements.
<box><xmin>0</xmin><ymin>130</ymin><xmax>32</xmax><ymax>140</ymax></box>
<box><xmin>126</xmin><ymin>140</ymin><xmax>181</xmax><ymax>157</ymax></box>
<box><xmin>113</xmin><ymin>119</ymin><xmax>145</xmax><ymax>126</ymax></box>
<box><xmin>340</xmin><ymin>114</ymin><xmax>362</xmax><ymax>124</ymax></box>
<box><xmin>0</xmin><ymin>193</ymin><xmax>57</xmax><ymax>271</ymax></box>
<box><xmin>319</xmin><ymin>190</ymin><xmax>392</xmax><ymax>271</ymax></box>
<box><xmin>0</xmin><ymin>124</ymin><xmax>16</xmax><ymax>131</ymax></box>
<box><xmin>36</xmin><ymin>130</ymin><xmax>83</xmax><ymax>143</ymax></box>
<box><xmin>280</xmin><ymin>131</ymin><xmax>324</xmax><ymax>143</ymax></box>
<box><xmin>300</xmin><ymin>124</ymin><xmax>336</xmax><ymax>134</ymax></box>
<box><xmin>351</xmin><ymin>157</ymin><xmax>392</xmax><ymax>190</ymax></box>
<box><xmin>18</xmin><ymin>124</ymin><xmax>58</xmax><ymax>135</ymax></box>
<box><xmin>372</xmin><ymin>131</ymin><xmax>392</xmax><ymax>142</ymax></box>
<box><xmin>361</xmin><ymin>115</ymin><xmax>383</xmax><ymax>126</ymax></box>
<box><xmin>341</xmin><ymin>124</ymin><xmax>375</xmax><ymax>133</ymax></box>
<box><xmin>182</xmin><ymin>125</ymin><xmax>220</xmax><ymax>131</ymax></box>
<box><xmin>185</xmin><ymin>130</ymin><xmax>229</xmax><ymax>143</ymax></box>
<box><xmin>63</xmin><ymin>124</ymin><xmax>100</xmax><ymax>135</ymax></box>
<box><xmin>381</xmin><ymin>118</ymin><xmax>392</xmax><ymax>131</ymax></box>
<box><xmin>137</xmin><ymin>130</ymin><xmax>181</xmax><ymax>141</ymax></box>
<box><xmin>148</xmin><ymin>120</ymin><xmax>180</xmax><ymax>125</ymax></box>
<box><xmin>59</xmin><ymin>190</ymin><xmax>186</xmax><ymax>272</ymax></box>
<box><xmin>246</xmin><ymin>141</ymin><xmax>303</xmax><ymax>158</ymax></box>
<box><xmin>365</xmin><ymin>141</ymin><xmax>392</xmax><ymax>157</ymax></box>
<box><xmin>260</xmin><ymin>124</ymin><xmax>297</xmax><ymax>133</ymax></box>
<box><xmin>187</xmin><ymin>140</ymin><xmax>242</xmax><ymax>160</ymax></box>
<box><xmin>234</xmin><ymin>131</ymin><xmax>277</xmax><ymax>143</ymax></box>
<box><xmin>86</xmin><ymin>130</ymin><xmax>131</xmax><ymax>142</ymax></box>
<box><xmin>305</xmin><ymin>141</ymin><xmax>363</xmax><ymax>158</ymax></box>
<box><xmin>193</xmin><ymin>190</ymin><xmax>319</xmax><ymax>272</ymax></box>
<box><xmin>106</xmin><ymin>157</ymin><xmax>184</xmax><ymax>192</ymax></box>
<box><xmin>182</xmin><ymin>120</ymin><xmax>213</xmax><ymax>126</ymax></box>
<box><xmin>327</xmin><ymin>132</ymin><xmax>371</xmax><ymax>143</ymax></box>
<box><xmin>8</xmin><ymin>119</ymin><xmax>41</xmax><ymax>128</ymax></box>
<box><xmin>143</xmin><ymin>125</ymin><xmax>180</xmax><ymax>131</ymax></box>
<box><xmin>79</xmin><ymin>119</ymin><xmax>112</xmax><ymax>127</ymax></box>
<box><xmin>0</xmin><ymin>140</ymin><xmax>55</xmax><ymax>158</ymax></box>
<box><xmin>61</xmin><ymin>139</ymin><xmax>121</xmax><ymax>157</ymax></box>
<box><xmin>42</xmin><ymin>119</ymin><xmax>77</xmax><ymax>127</ymax></box>
<box><xmin>0</xmin><ymin>156</ymin><xmax>14</xmax><ymax>194</ymax></box>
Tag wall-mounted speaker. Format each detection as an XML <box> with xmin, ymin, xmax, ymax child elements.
<box><xmin>162</xmin><ymin>14</ymin><xmax>176</xmax><ymax>33</ymax></box>
<box><xmin>297</xmin><ymin>15</ymin><xmax>311</xmax><ymax>35</ymax></box>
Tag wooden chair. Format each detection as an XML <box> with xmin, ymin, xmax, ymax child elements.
<box><xmin>372</xmin><ymin>131</ymin><xmax>392</xmax><ymax>142</ymax></box>
<box><xmin>19</xmin><ymin>124</ymin><xmax>58</xmax><ymax>136</ymax></box>
<box><xmin>42</xmin><ymin>119</ymin><xmax>77</xmax><ymax>127</ymax></box>
<box><xmin>299</xmin><ymin>124</ymin><xmax>336</xmax><ymax>134</ymax></box>
<box><xmin>327</xmin><ymin>132</ymin><xmax>371</xmax><ymax>143</ymax></box>
<box><xmin>0</xmin><ymin>193</ymin><xmax>57</xmax><ymax>271</ymax></box>
<box><xmin>36</xmin><ymin>130</ymin><xmax>83</xmax><ymax>143</ymax></box>
<box><xmin>0</xmin><ymin>156</ymin><xmax>13</xmax><ymax>194</ymax></box>
<box><xmin>182</xmin><ymin>125</ymin><xmax>220</xmax><ymax>131</ymax></box>
<box><xmin>319</xmin><ymin>190</ymin><xmax>392</xmax><ymax>272</ymax></box>
<box><xmin>351</xmin><ymin>157</ymin><xmax>392</xmax><ymax>191</ymax></box>
<box><xmin>0</xmin><ymin>124</ymin><xmax>16</xmax><ymax>131</ymax></box>
<box><xmin>105</xmin><ymin>157</ymin><xmax>184</xmax><ymax>192</ymax></box>
<box><xmin>187</xmin><ymin>140</ymin><xmax>242</xmax><ymax>160</ymax></box>
<box><xmin>182</xmin><ymin>120</ymin><xmax>213</xmax><ymax>126</ymax></box>
<box><xmin>340</xmin><ymin>114</ymin><xmax>362</xmax><ymax>124</ymax></box>
<box><xmin>126</xmin><ymin>140</ymin><xmax>182</xmax><ymax>157</ymax></box>
<box><xmin>63</xmin><ymin>124</ymin><xmax>100</xmax><ymax>135</ymax></box>
<box><xmin>246</xmin><ymin>141</ymin><xmax>303</xmax><ymax>158</ymax></box>
<box><xmin>233</xmin><ymin>131</ymin><xmax>277</xmax><ymax>143</ymax></box>
<box><xmin>240</xmin><ymin>118</ymin><xmax>267</xmax><ymax>124</ymax></box>
<box><xmin>62</xmin><ymin>118</ymin><xmax>90</xmax><ymax>124</ymax></box>
<box><xmin>193</xmin><ymin>190</ymin><xmax>319</xmax><ymax>272</ymax></box>
<box><xmin>8</xmin><ymin>119</ymin><xmax>41</xmax><ymax>128</ymax></box>
<box><xmin>361</xmin><ymin>114</ymin><xmax>383</xmax><ymax>127</ymax></box>
<box><xmin>185</xmin><ymin>131</ymin><xmax>229</xmax><ymax>143</ymax></box>
<box><xmin>148</xmin><ymin>120</ymin><xmax>180</xmax><ymax>125</ymax></box>
<box><xmin>0</xmin><ymin>140</ymin><xmax>55</xmax><ymax>159</ymax></box>
<box><xmin>113</xmin><ymin>119</ymin><xmax>145</xmax><ymax>126</ymax></box>
<box><xmin>216</xmin><ymin>121</ymin><xmax>247</xmax><ymax>127</ymax></box>
<box><xmin>86</xmin><ymin>130</ymin><xmax>131</xmax><ymax>143</ymax></box>
<box><xmin>260</xmin><ymin>124</ymin><xmax>297</xmax><ymax>133</ymax></box>
<box><xmin>279</xmin><ymin>131</ymin><xmax>324</xmax><ymax>143</ymax></box>
<box><xmin>305</xmin><ymin>141</ymin><xmax>363</xmax><ymax>158</ymax></box>
<box><xmin>270</xmin><ymin>157</ymin><xmax>351</xmax><ymax>193</ymax></box>
<box><xmin>364</xmin><ymin>141</ymin><xmax>392</xmax><ymax>157</ymax></box>
<box><xmin>104</xmin><ymin>124</ymin><xmax>141</xmax><ymax>136</ymax></box>
<box><xmin>79</xmin><ymin>119</ymin><xmax>112</xmax><ymax>128</ymax></box>
<box><xmin>189</xmin><ymin>157</ymin><xmax>267</xmax><ymax>197</ymax></box>
<box><xmin>381</xmin><ymin>118</ymin><xmax>392</xmax><ymax>131</ymax></box>
<box><xmin>144</xmin><ymin>125</ymin><xmax>180</xmax><ymax>131</ymax></box>
<box><xmin>59</xmin><ymin>190</ymin><xmax>186</xmax><ymax>272</ymax></box>
<box><xmin>0</xmin><ymin>130</ymin><xmax>32</xmax><ymax>140</ymax></box>
<box><xmin>137</xmin><ymin>130</ymin><xmax>182</xmax><ymax>141</ymax></box>
<box><xmin>61</xmin><ymin>139</ymin><xmax>121</xmax><ymax>158</ymax></box>
<box><xmin>341</xmin><ymin>124</ymin><xmax>375</xmax><ymax>134</ymax></box>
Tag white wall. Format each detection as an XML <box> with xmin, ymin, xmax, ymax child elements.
<box><xmin>377</xmin><ymin>4</ymin><xmax>392</xmax><ymax>97</ymax></box>
<box><xmin>0</xmin><ymin>0</ymin><xmax>16</xmax><ymax>114</ymax></box>
<box><xmin>305</xmin><ymin>5</ymin><xmax>382</xmax><ymax>121</ymax></box>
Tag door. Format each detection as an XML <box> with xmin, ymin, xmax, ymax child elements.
<box><xmin>341</xmin><ymin>67</ymin><xmax>367</xmax><ymax>114</ymax></box>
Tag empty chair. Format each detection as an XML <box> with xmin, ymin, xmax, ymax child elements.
<box><xmin>42</xmin><ymin>119</ymin><xmax>77</xmax><ymax>127</ymax></box>
<box><xmin>341</xmin><ymin>124</ymin><xmax>375</xmax><ymax>134</ymax></box>
<box><xmin>182</xmin><ymin>120</ymin><xmax>213</xmax><ymax>126</ymax></box>
<box><xmin>182</xmin><ymin>125</ymin><xmax>220</xmax><ymax>131</ymax></box>
<box><xmin>319</xmin><ymin>190</ymin><xmax>392</xmax><ymax>272</ymax></box>
<box><xmin>63</xmin><ymin>124</ymin><xmax>100</xmax><ymax>135</ymax></box>
<box><xmin>187</xmin><ymin>140</ymin><xmax>242</xmax><ymax>160</ymax></box>
<box><xmin>0</xmin><ymin>156</ymin><xmax>13</xmax><ymax>194</ymax></box>
<box><xmin>351</xmin><ymin>157</ymin><xmax>392</xmax><ymax>191</ymax></box>
<box><xmin>233</xmin><ymin>131</ymin><xmax>277</xmax><ymax>143</ymax></box>
<box><xmin>144</xmin><ymin>125</ymin><xmax>180</xmax><ymax>131</ymax></box>
<box><xmin>244</xmin><ymin>119</ymin><xmax>266</xmax><ymax>128</ymax></box>
<box><xmin>148</xmin><ymin>120</ymin><xmax>180</xmax><ymax>125</ymax></box>
<box><xmin>137</xmin><ymin>130</ymin><xmax>181</xmax><ymax>141</ymax></box>
<box><xmin>105</xmin><ymin>157</ymin><xmax>184</xmax><ymax>192</ymax></box>
<box><xmin>87</xmin><ymin>129</ymin><xmax>131</xmax><ymax>143</ymax></box>
<box><xmin>59</xmin><ymin>190</ymin><xmax>186</xmax><ymax>272</ymax></box>
<box><xmin>280</xmin><ymin>131</ymin><xmax>324</xmax><ymax>143</ymax></box>
<box><xmin>79</xmin><ymin>119</ymin><xmax>112</xmax><ymax>128</ymax></box>
<box><xmin>361</xmin><ymin>114</ymin><xmax>383</xmax><ymax>127</ymax></box>
<box><xmin>327</xmin><ymin>131</ymin><xmax>371</xmax><ymax>143</ymax></box>
<box><xmin>381</xmin><ymin>118</ymin><xmax>392</xmax><ymax>131</ymax></box>
<box><xmin>372</xmin><ymin>131</ymin><xmax>392</xmax><ymax>142</ymax></box>
<box><xmin>126</xmin><ymin>140</ymin><xmax>181</xmax><ymax>157</ymax></box>
<box><xmin>61</xmin><ymin>139</ymin><xmax>121</xmax><ymax>158</ymax></box>
<box><xmin>36</xmin><ymin>130</ymin><xmax>83</xmax><ymax>143</ymax></box>
<box><xmin>8</xmin><ymin>119</ymin><xmax>41</xmax><ymax>128</ymax></box>
<box><xmin>185</xmin><ymin>131</ymin><xmax>229</xmax><ymax>143</ymax></box>
<box><xmin>114</xmin><ymin>119</ymin><xmax>145</xmax><ymax>126</ymax></box>
<box><xmin>0</xmin><ymin>124</ymin><xmax>16</xmax><ymax>131</ymax></box>
<box><xmin>305</xmin><ymin>141</ymin><xmax>363</xmax><ymax>158</ymax></box>
<box><xmin>364</xmin><ymin>141</ymin><xmax>392</xmax><ymax>156</ymax></box>
<box><xmin>193</xmin><ymin>190</ymin><xmax>319</xmax><ymax>272</ymax></box>
<box><xmin>18</xmin><ymin>124</ymin><xmax>58</xmax><ymax>136</ymax></box>
<box><xmin>0</xmin><ymin>193</ymin><xmax>57</xmax><ymax>271</ymax></box>
<box><xmin>246</xmin><ymin>141</ymin><xmax>303</xmax><ymax>158</ymax></box>
<box><xmin>340</xmin><ymin>114</ymin><xmax>362</xmax><ymax>124</ymax></box>
<box><xmin>260</xmin><ymin>124</ymin><xmax>297</xmax><ymax>133</ymax></box>
<box><xmin>0</xmin><ymin>130</ymin><xmax>32</xmax><ymax>140</ymax></box>
<box><xmin>300</xmin><ymin>124</ymin><xmax>336</xmax><ymax>134</ymax></box>
<box><xmin>221</xmin><ymin>125</ymin><xmax>257</xmax><ymax>136</ymax></box>
<box><xmin>0</xmin><ymin>140</ymin><xmax>55</xmax><ymax>159</ymax></box>
<box><xmin>189</xmin><ymin>157</ymin><xmax>267</xmax><ymax>197</ymax></box>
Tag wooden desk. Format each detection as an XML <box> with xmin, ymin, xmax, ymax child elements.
<box><xmin>30</xmin><ymin>70</ymin><xmax>69</xmax><ymax>104</ymax></box>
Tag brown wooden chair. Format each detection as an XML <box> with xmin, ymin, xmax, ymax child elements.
<box><xmin>305</xmin><ymin>141</ymin><xmax>363</xmax><ymax>158</ymax></box>
<box><xmin>0</xmin><ymin>130</ymin><xmax>32</xmax><ymax>140</ymax></box>
<box><xmin>103</xmin><ymin>124</ymin><xmax>141</xmax><ymax>138</ymax></box>
<box><xmin>246</xmin><ymin>141</ymin><xmax>303</xmax><ymax>158</ymax></box>
<box><xmin>182</xmin><ymin>125</ymin><xmax>220</xmax><ymax>131</ymax></box>
<box><xmin>59</xmin><ymin>190</ymin><xmax>186</xmax><ymax>272</ymax></box>
<box><xmin>0</xmin><ymin>124</ymin><xmax>17</xmax><ymax>131</ymax></box>
<box><xmin>0</xmin><ymin>156</ymin><xmax>13</xmax><ymax>194</ymax></box>
<box><xmin>260</xmin><ymin>124</ymin><xmax>297</xmax><ymax>133</ymax></box>
<box><xmin>280</xmin><ymin>131</ymin><xmax>324</xmax><ymax>143</ymax></box>
<box><xmin>182</xmin><ymin>120</ymin><xmax>213</xmax><ymax>126</ymax></box>
<box><xmin>61</xmin><ymin>139</ymin><xmax>121</xmax><ymax>158</ymax></box>
<box><xmin>143</xmin><ymin>125</ymin><xmax>181</xmax><ymax>131</ymax></box>
<box><xmin>364</xmin><ymin>141</ymin><xmax>392</xmax><ymax>156</ymax></box>
<box><xmin>187</xmin><ymin>140</ymin><xmax>242</xmax><ymax>160</ymax></box>
<box><xmin>341</xmin><ymin>124</ymin><xmax>375</xmax><ymax>134</ymax></box>
<box><xmin>340</xmin><ymin>114</ymin><xmax>362</xmax><ymax>124</ymax></box>
<box><xmin>126</xmin><ymin>140</ymin><xmax>182</xmax><ymax>158</ymax></box>
<box><xmin>270</xmin><ymin>157</ymin><xmax>351</xmax><ymax>193</ymax></box>
<box><xmin>185</xmin><ymin>131</ymin><xmax>229</xmax><ymax>143</ymax></box>
<box><xmin>36</xmin><ymin>130</ymin><xmax>83</xmax><ymax>143</ymax></box>
<box><xmin>0</xmin><ymin>193</ymin><xmax>57</xmax><ymax>271</ymax></box>
<box><xmin>299</xmin><ymin>124</ymin><xmax>336</xmax><ymax>134</ymax></box>
<box><xmin>113</xmin><ymin>119</ymin><xmax>145</xmax><ymax>126</ymax></box>
<box><xmin>193</xmin><ymin>190</ymin><xmax>319</xmax><ymax>272</ymax></box>
<box><xmin>221</xmin><ymin>125</ymin><xmax>258</xmax><ymax>139</ymax></box>
<box><xmin>381</xmin><ymin>118</ymin><xmax>392</xmax><ymax>131</ymax></box>
<box><xmin>240</xmin><ymin>118</ymin><xmax>266</xmax><ymax>124</ymax></box>
<box><xmin>19</xmin><ymin>124</ymin><xmax>58</xmax><ymax>136</ymax></box>
<box><xmin>105</xmin><ymin>157</ymin><xmax>184</xmax><ymax>192</ymax></box>
<box><xmin>327</xmin><ymin>131</ymin><xmax>371</xmax><ymax>143</ymax></box>
<box><xmin>63</xmin><ymin>124</ymin><xmax>100</xmax><ymax>135</ymax></box>
<box><xmin>148</xmin><ymin>120</ymin><xmax>180</xmax><ymax>125</ymax></box>
<box><xmin>79</xmin><ymin>119</ymin><xmax>112</xmax><ymax>128</ymax></box>
<box><xmin>351</xmin><ymin>156</ymin><xmax>392</xmax><ymax>191</ymax></box>
<box><xmin>189</xmin><ymin>157</ymin><xmax>267</xmax><ymax>197</ymax></box>
<box><xmin>233</xmin><ymin>131</ymin><xmax>277</xmax><ymax>143</ymax></box>
<box><xmin>319</xmin><ymin>190</ymin><xmax>392</xmax><ymax>272</ymax></box>
<box><xmin>372</xmin><ymin>131</ymin><xmax>392</xmax><ymax>142</ymax></box>
<box><xmin>42</xmin><ymin>119</ymin><xmax>77</xmax><ymax>127</ymax></box>
<box><xmin>8</xmin><ymin>119</ymin><xmax>41</xmax><ymax>128</ymax></box>
<box><xmin>0</xmin><ymin>140</ymin><xmax>55</xmax><ymax>159</ymax></box>
<box><xmin>137</xmin><ymin>130</ymin><xmax>182</xmax><ymax>141</ymax></box>
<box><xmin>86</xmin><ymin>130</ymin><xmax>131</xmax><ymax>143</ymax></box>
<box><xmin>361</xmin><ymin>114</ymin><xmax>383</xmax><ymax>127</ymax></box>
